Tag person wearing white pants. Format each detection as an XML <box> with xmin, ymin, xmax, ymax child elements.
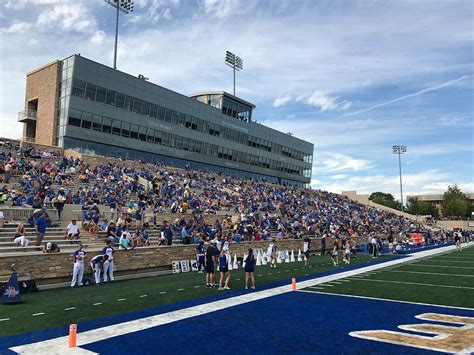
<box><xmin>71</xmin><ymin>244</ymin><xmax>86</xmax><ymax>287</ymax></box>
<box><xmin>14</xmin><ymin>235</ymin><xmax>29</xmax><ymax>247</ymax></box>
<box><xmin>102</xmin><ymin>240</ymin><xmax>115</xmax><ymax>283</ymax></box>
<box><xmin>90</xmin><ymin>254</ymin><xmax>108</xmax><ymax>285</ymax></box>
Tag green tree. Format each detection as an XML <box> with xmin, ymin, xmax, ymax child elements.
<box><xmin>442</xmin><ymin>184</ymin><xmax>469</xmax><ymax>217</ymax></box>
<box><xmin>406</xmin><ymin>198</ymin><xmax>439</xmax><ymax>217</ymax></box>
<box><xmin>369</xmin><ymin>192</ymin><xmax>401</xmax><ymax>210</ymax></box>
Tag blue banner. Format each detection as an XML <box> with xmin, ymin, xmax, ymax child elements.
<box><xmin>1</xmin><ymin>272</ymin><xmax>21</xmax><ymax>303</ymax></box>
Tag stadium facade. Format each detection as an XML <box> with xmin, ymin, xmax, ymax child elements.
<box><xmin>18</xmin><ymin>54</ymin><xmax>313</xmax><ymax>187</ymax></box>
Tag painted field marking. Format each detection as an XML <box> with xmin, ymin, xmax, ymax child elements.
<box><xmin>0</xmin><ymin>318</ymin><xmax>10</xmax><ymax>322</ymax></box>
<box><xmin>423</xmin><ymin>260</ymin><xmax>474</xmax><ymax>264</ymax></box>
<box><xmin>93</xmin><ymin>303</ymin><xmax>102</xmax><ymax>306</ymax></box>
<box><xmin>387</xmin><ymin>270</ymin><xmax>474</xmax><ymax>278</ymax></box>
<box><xmin>117</xmin><ymin>298</ymin><xmax>126</xmax><ymax>302</ymax></box>
<box><xmin>267</xmin><ymin>273</ymin><xmax>272</xmax><ymax>275</ymax></box>
<box><xmin>320</xmin><ymin>283</ymin><xmax>334</xmax><ymax>287</ymax></box>
<box><xmin>10</xmin><ymin>243</ymin><xmax>473</xmax><ymax>355</ymax></box>
<box><xmin>339</xmin><ymin>279</ymin><xmax>351</xmax><ymax>282</ymax></box>
<box><xmin>257</xmin><ymin>275</ymin><xmax>262</xmax><ymax>277</ymax></box>
<box><xmin>297</xmin><ymin>290</ymin><xmax>474</xmax><ymax>311</ymax></box>
<box><xmin>32</xmin><ymin>313</ymin><xmax>44</xmax><ymax>317</ymax></box>
<box><xmin>326</xmin><ymin>281</ymin><xmax>342</xmax><ymax>285</ymax></box>
<box><xmin>140</xmin><ymin>295</ymin><xmax>148</xmax><ymax>298</ymax></box>
<box><xmin>348</xmin><ymin>278</ymin><xmax>474</xmax><ymax>290</ymax></box>
<box><xmin>160</xmin><ymin>291</ymin><xmax>167</xmax><ymax>295</ymax></box>
<box><xmin>235</xmin><ymin>278</ymin><xmax>241</xmax><ymax>281</ymax></box>
<box><xmin>410</xmin><ymin>264</ymin><xmax>474</xmax><ymax>269</ymax></box>
<box><xmin>64</xmin><ymin>307</ymin><xmax>76</xmax><ymax>311</ymax></box>
<box><xmin>193</xmin><ymin>286</ymin><xmax>200</xmax><ymax>288</ymax></box>
<box><xmin>308</xmin><ymin>286</ymin><xmax>325</xmax><ymax>290</ymax></box>
<box><xmin>177</xmin><ymin>289</ymin><xmax>184</xmax><ymax>291</ymax></box>
<box><xmin>277</xmin><ymin>271</ymin><xmax>281</xmax><ymax>274</ymax></box>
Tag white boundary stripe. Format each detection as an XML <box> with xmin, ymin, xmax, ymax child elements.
<box><xmin>93</xmin><ymin>303</ymin><xmax>102</xmax><ymax>306</ymax></box>
<box><xmin>0</xmin><ymin>318</ymin><xmax>10</xmax><ymax>322</ymax></box>
<box><xmin>64</xmin><ymin>307</ymin><xmax>76</xmax><ymax>311</ymax></box>
<box><xmin>10</xmin><ymin>244</ymin><xmax>474</xmax><ymax>355</ymax></box>
<box><xmin>296</xmin><ymin>290</ymin><xmax>474</xmax><ymax>311</ymax></box>
<box><xmin>387</xmin><ymin>270</ymin><xmax>474</xmax><ymax>278</ymax></box>
<box><xmin>344</xmin><ymin>278</ymin><xmax>474</xmax><ymax>290</ymax></box>
<box><xmin>407</xmin><ymin>264</ymin><xmax>474</xmax><ymax>270</ymax></box>
<box><xmin>32</xmin><ymin>313</ymin><xmax>44</xmax><ymax>317</ymax></box>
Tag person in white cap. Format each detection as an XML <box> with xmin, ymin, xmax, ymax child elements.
<box><xmin>71</xmin><ymin>244</ymin><xmax>86</xmax><ymax>287</ymax></box>
<box><xmin>43</xmin><ymin>241</ymin><xmax>60</xmax><ymax>253</ymax></box>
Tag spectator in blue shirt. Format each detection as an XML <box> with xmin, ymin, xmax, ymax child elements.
<box><xmin>35</xmin><ymin>212</ymin><xmax>47</xmax><ymax>248</ymax></box>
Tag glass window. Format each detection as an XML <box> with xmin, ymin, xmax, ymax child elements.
<box><xmin>96</xmin><ymin>86</ymin><xmax>106</xmax><ymax>103</ymax></box>
<box><xmin>132</xmin><ymin>99</ymin><xmax>142</xmax><ymax>114</ymax></box>
<box><xmin>141</xmin><ymin>101</ymin><xmax>150</xmax><ymax>116</ymax></box>
<box><xmin>175</xmin><ymin>136</ymin><xmax>183</xmax><ymax>149</ymax></box>
<box><xmin>162</xmin><ymin>132</ymin><xmax>169</xmax><ymax>146</ymax></box>
<box><xmin>115</xmin><ymin>93</ymin><xmax>125</xmax><ymax>109</ymax></box>
<box><xmin>130</xmin><ymin>124</ymin><xmax>139</xmax><ymax>139</ymax></box>
<box><xmin>71</xmin><ymin>79</ymin><xmax>86</xmax><ymax>97</ymax></box>
<box><xmin>182</xmin><ymin>137</ymin><xmax>189</xmax><ymax>151</ymax></box>
<box><xmin>147</xmin><ymin>129</ymin><xmax>155</xmax><ymax>143</ymax></box>
<box><xmin>124</xmin><ymin>96</ymin><xmax>133</xmax><ymax>111</ymax></box>
<box><xmin>164</xmin><ymin>108</ymin><xmax>172</xmax><ymax>122</ymax></box>
<box><xmin>85</xmin><ymin>83</ymin><xmax>96</xmax><ymax>100</ymax></box>
<box><xmin>106</xmin><ymin>90</ymin><xmax>116</xmax><ymax>106</ymax></box>
<box><xmin>157</xmin><ymin>106</ymin><xmax>165</xmax><ymax>120</ymax></box>
<box><xmin>121</xmin><ymin>122</ymin><xmax>130</xmax><ymax>137</ymax></box>
<box><xmin>68</xmin><ymin>108</ymin><xmax>81</xmax><ymax>127</ymax></box>
<box><xmin>81</xmin><ymin>114</ymin><xmax>92</xmax><ymax>129</ymax></box>
<box><xmin>154</xmin><ymin>131</ymin><xmax>162</xmax><ymax>144</ymax></box>
<box><xmin>169</xmin><ymin>134</ymin><xmax>175</xmax><ymax>147</ymax></box>
<box><xmin>92</xmin><ymin>114</ymin><xmax>102</xmax><ymax>131</ymax></box>
<box><xmin>102</xmin><ymin>117</ymin><xmax>112</xmax><ymax>133</ymax></box>
<box><xmin>112</xmin><ymin>120</ymin><xmax>121</xmax><ymax>135</ymax></box>
<box><xmin>149</xmin><ymin>104</ymin><xmax>157</xmax><ymax>118</ymax></box>
<box><xmin>139</xmin><ymin>126</ymin><xmax>147</xmax><ymax>141</ymax></box>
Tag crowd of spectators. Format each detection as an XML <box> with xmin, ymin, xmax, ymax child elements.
<box><xmin>1</xmin><ymin>139</ymin><xmax>471</xmax><ymax>252</ymax></box>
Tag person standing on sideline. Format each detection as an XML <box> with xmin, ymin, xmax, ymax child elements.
<box><xmin>320</xmin><ymin>231</ymin><xmax>326</xmax><ymax>256</ymax></box>
<box><xmin>218</xmin><ymin>247</ymin><xmax>231</xmax><ymax>290</ymax></box>
<box><xmin>102</xmin><ymin>240</ymin><xmax>115</xmax><ymax>283</ymax></box>
<box><xmin>344</xmin><ymin>240</ymin><xmax>351</xmax><ymax>264</ymax></box>
<box><xmin>196</xmin><ymin>240</ymin><xmax>205</xmax><ymax>273</ymax></box>
<box><xmin>371</xmin><ymin>236</ymin><xmax>378</xmax><ymax>258</ymax></box>
<box><xmin>331</xmin><ymin>240</ymin><xmax>339</xmax><ymax>267</ymax></box>
<box><xmin>244</xmin><ymin>248</ymin><xmax>255</xmax><ymax>290</ymax></box>
<box><xmin>454</xmin><ymin>231</ymin><xmax>462</xmax><ymax>252</ymax></box>
<box><xmin>90</xmin><ymin>254</ymin><xmax>108</xmax><ymax>285</ymax></box>
<box><xmin>35</xmin><ymin>212</ymin><xmax>47</xmax><ymax>248</ymax></box>
<box><xmin>71</xmin><ymin>244</ymin><xmax>86</xmax><ymax>287</ymax></box>
<box><xmin>267</xmin><ymin>240</ymin><xmax>278</xmax><ymax>269</ymax></box>
<box><xmin>205</xmin><ymin>242</ymin><xmax>215</xmax><ymax>288</ymax></box>
<box><xmin>303</xmin><ymin>235</ymin><xmax>311</xmax><ymax>267</ymax></box>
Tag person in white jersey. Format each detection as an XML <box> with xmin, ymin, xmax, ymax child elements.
<box><xmin>71</xmin><ymin>244</ymin><xmax>86</xmax><ymax>287</ymax></box>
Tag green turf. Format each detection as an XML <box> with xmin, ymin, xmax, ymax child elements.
<box><xmin>0</xmin><ymin>253</ymin><xmax>386</xmax><ymax>337</ymax></box>
<box><xmin>303</xmin><ymin>247</ymin><xmax>474</xmax><ymax>309</ymax></box>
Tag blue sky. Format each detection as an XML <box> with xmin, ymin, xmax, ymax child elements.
<box><xmin>0</xmin><ymin>0</ymin><xmax>472</xmax><ymax>199</ymax></box>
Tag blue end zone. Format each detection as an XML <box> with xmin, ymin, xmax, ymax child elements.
<box><xmin>80</xmin><ymin>292</ymin><xmax>473</xmax><ymax>354</ymax></box>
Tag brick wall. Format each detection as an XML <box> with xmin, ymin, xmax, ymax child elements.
<box><xmin>0</xmin><ymin>237</ymin><xmax>368</xmax><ymax>286</ymax></box>
<box><xmin>24</xmin><ymin>61</ymin><xmax>60</xmax><ymax>146</ymax></box>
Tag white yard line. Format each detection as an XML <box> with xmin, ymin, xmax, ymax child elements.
<box><xmin>10</xmin><ymin>243</ymin><xmax>473</xmax><ymax>355</ymax></box>
<box><xmin>387</xmin><ymin>270</ymin><xmax>474</xmax><ymax>278</ymax></box>
<box><xmin>297</xmin><ymin>290</ymin><xmax>474</xmax><ymax>311</ymax></box>
<box><xmin>64</xmin><ymin>307</ymin><xmax>76</xmax><ymax>311</ymax></box>
<box><xmin>345</xmin><ymin>278</ymin><xmax>474</xmax><ymax>290</ymax></box>
<box><xmin>93</xmin><ymin>303</ymin><xmax>102</xmax><ymax>306</ymax></box>
<box><xmin>0</xmin><ymin>318</ymin><xmax>10</xmax><ymax>322</ymax></box>
<box><xmin>32</xmin><ymin>313</ymin><xmax>44</xmax><ymax>317</ymax></box>
<box><xmin>409</xmin><ymin>264</ymin><xmax>474</xmax><ymax>269</ymax></box>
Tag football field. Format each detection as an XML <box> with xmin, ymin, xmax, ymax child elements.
<box><xmin>1</xmin><ymin>243</ymin><xmax>473</xmax><ymax>354</ymax></box>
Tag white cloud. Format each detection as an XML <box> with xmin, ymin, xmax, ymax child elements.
<box><xmin>342</xmin><ymin>75</ymin><xmax>471</xmax><ymax>118</ymax></box>
<box><xmin>436</xmin><ymin>114</ymin><xmax>470</xmax><ymax>126</ymax></box>
<box><xmin>331</xmin><ymin>174</ymin><xmax>347</xmax><ymax>180</ymax></box>
<box><xmin>130</xmin><ymin>0</ymin><xmax>179</xmax><ymax>23</ymax></box>
<box><xmin>36</xmin><ymin>3</ymin><xmax>97</xmax><ymax>33</ymax></box>
<box><xmin>198</xmin><ymin>0</ymin><xmax>248</xmax><ymax>18</ymax></box>
<box><xmin>5</xmin><ymin>0</ymin><xmax>28</xmax><ymax>10</ymax></box>
<box><xmin>273</xmin><ymin>95</ymin><xmax>292</xmax><ymax>107</ymax></box>
<box><xmin>341</xmin><ymin>100</ymin><xmax>352</xmax><ymax>110</ymax></box>
<box><xmin>0</xmin><ymin>20</ymin><xmax>32</xmax><ymax>34</ymax></box>
<box><xmin>91</xmin><ymin>30</ymin><xmax>106</xmax><ymax>45</ymax></box>
<box><xmin>306</xmin><ymin>90</ymin><xmax>339</xmax><ymax>111</ymax></box>
<box><xmin>316</xmin><ymin>152</ymin><xmax>373</xmax><ymax>173</ymax></box>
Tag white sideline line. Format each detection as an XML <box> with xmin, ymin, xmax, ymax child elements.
<box><xmin>297</xmin><ymin>290</ymin><xmax>474</xmax><ymax>311</ymax></box>
<box><xmin>346</xmin><ymin>278</ymin><xmax>474</xmax><ymax>290</ymax></box>
<box><xmin>387</xmin><ymin>270</ymin><xmax>474</xmax><ymax>278</ymax></box>
<box><xmin>32</xmin><ymin>313</ymin><xmax>44</xmax><ymax>317</ymax></box>
<box><xmin>410</xmin><ymin>264</ymin><xmax>474</xmax><ymax>269</ymax></box>
<box><xmin>10</xmin><ymin>243</ymin><xmax>473</xmax><ymax>355</ymax></box>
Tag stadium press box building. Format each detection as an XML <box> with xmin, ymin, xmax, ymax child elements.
<box><xmin>18</xmin><ymin>54</ymin><xmax>313</xmax><ymax>187</ymax></box>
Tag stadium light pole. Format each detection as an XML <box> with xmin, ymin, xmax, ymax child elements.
<box><xmin>225</xmin><ymin>51</ymin><xmax>243</xmax><ymax>96</ymax></box>
<box><xmin>392</xmin><ymin>145</ymin><xmax>407</xmax><ymax>211</ymax></box>
<box><xmin>105</xmin><ymin>0</ymin><xmax>134</xmax><ymax>70</ymax></box>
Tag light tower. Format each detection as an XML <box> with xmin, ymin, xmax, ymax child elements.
<box><xmin>392</xmin><ymin>145</ymin><xmax>407</xmax><ymax>211</ymax></box>
<box><xmin>104</xmin><ymin>0</ymin><xmax>134</xmax><ymax>70</ymax></box>
<box><xmin>225</xmin><ymin>51</ymin><xmax>243</xmax><ymax>96</ymax></box>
